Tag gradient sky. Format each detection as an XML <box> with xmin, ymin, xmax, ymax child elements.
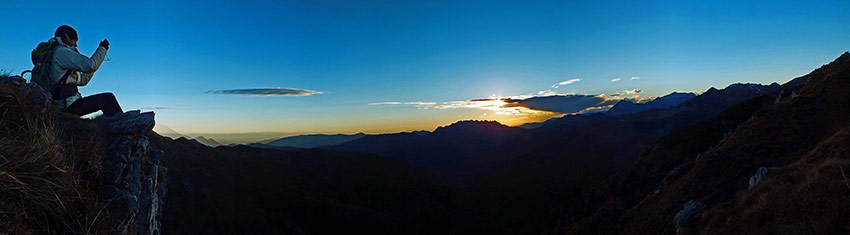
<box><xmin>2</xmin><ymin>0</ymin><xmax>849</xmax><ymax>143</ymax></box>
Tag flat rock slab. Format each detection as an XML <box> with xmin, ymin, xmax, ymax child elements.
<box><xmin>107</xmin><ymin>110</ymin><xmax>155</xmax><ymax>134</ymax></box>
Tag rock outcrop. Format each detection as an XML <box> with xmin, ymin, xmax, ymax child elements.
<box><xmin>747</xmin><ymin>166</ymin><xmax>768</xmax><ymax>189</ymax></box>
<box><xmin>673</xmin><ymin>200</ymin><xmax>706</xmax><ymax>234</ymax></box>
<box><xmin>0</xmin><ymin>75</ymin><xmax>52</xmax><ymax>108</ymax></box>
<box><xmin>102</xmin><ymin>111</ymin><xmax>166</xmax><ymax>235</ymax></box>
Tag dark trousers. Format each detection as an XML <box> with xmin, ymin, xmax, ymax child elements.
<box><xmin>65</xmin><ymin>92</ymin><xmax>123</xmax><ymax>117</ymax></box>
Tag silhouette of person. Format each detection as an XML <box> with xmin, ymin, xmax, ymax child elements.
<box><xmin>48</xmin><ymin>25</ymin><xmax>123</xmax><ymax>118</ymax></box>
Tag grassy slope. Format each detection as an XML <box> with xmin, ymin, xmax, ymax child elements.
<box><xmin>0</xmin><ymin>75</ymin><xmax>125</xmax><ymax>233</ymax></box>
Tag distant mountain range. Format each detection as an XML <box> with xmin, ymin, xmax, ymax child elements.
<box><xmin>255</xmin><ymin>82</ymin><xmax>778</xmax><ymax>182</ymax></box>
<box><xmin>153</xmin><ymin>124</ymin><xmax>223</xmax><ymax>147</ymax></box>
<box><xmin>192</xmin><ymin>136</ymin><xmax>222</xmax><ymax>147</ymax></box>
<box><xmin>156</xmin><ymin>52</ymin><xmax>850</xmax><ymax>234</ymax></box>
<box><xmin>264</xmin><ymin>133</ymin><xmax>367</xmax><ymax>148</ymax></box>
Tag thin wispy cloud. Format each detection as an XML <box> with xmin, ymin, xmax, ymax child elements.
<box><xmin>577</xmin><ymin>104</ymin><xmax>616</xmax><ymax>113</ymax></box>
<box><xmin>371</xmin><ymin>98</ymin><xmax>549</xmax><ymax>116</ymax></box>
<box><xmin>419</xmin><ymin>100</ymin><xmax>511</xmax><ymax>111</ymax></box>
<box><xmin>140</xmin><ymin>107</ymin><xmax>171</xmax><ymax>110</ymax></box>
<box><xmin>369</xmin><ymin>102</ymin><xmax>402</xmax><ymax>105</ymax></box>
<box><xmin>631</xmin><ymin>77</ymin><xmax>640</xmax><ymax>80</ymax></box>
<box><xmin>405</xmin><ymin>101</ymin><xmax>437</xmax><ymax>105</ymax></box>
<box><xmin>369</xmin><ymin>101</ymin><xmax>437</xmax><ymax>106</ymax></box>
<box><xmin>207</xmin><ymin>88</ymin><xmax>324</xmax><ymax>96</ymax></box>
<box><xmin>611</xmin><ymin>78</ymin><xmax>621</xmax><ymax>82</ymax></box>
<box><xmin>538</xmin><ymin>90</ymin><xmax>558</xmax><ymax>96</ymax></box>
<box><xmin>625</xmin><ymin>89</ymin><xmax>642</xmax><ymax>94</ymax></box>
<box><xmin>552</xmin><ymin>78</ymin><xmax>581</xmax><ymax>88</ymax></box>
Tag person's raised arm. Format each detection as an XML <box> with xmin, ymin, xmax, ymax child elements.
<box><xmin>76</xmin><ymin>39</ymin><xmax>111</xmax><ymax>85</ymax></box>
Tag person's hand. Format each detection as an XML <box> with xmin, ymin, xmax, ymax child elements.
<box><xmin>99</xmin><ymin>39</ymin><xmax>109</xmax><ymax>50</ymax></box>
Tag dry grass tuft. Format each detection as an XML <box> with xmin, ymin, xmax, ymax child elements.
<box><xmin>0</xmin><ymin>78</ymin><xmax>123</xmax><ymax>234</ymax></box>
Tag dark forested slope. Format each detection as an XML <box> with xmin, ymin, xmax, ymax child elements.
<box><xmin>152</xmin><ymin>136</ymin><xmax>464</xmax><ymax>234</ymax></box>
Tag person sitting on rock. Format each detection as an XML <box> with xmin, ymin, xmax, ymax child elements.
<box><xmin>48</xmin><ymin>25</ymin><xmax>124</xmax><ymax>118</ymax></box>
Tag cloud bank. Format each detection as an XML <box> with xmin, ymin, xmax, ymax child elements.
<box><xmin>369</xmin><ymin>94</ymin><xmax>625</xmax><ymax>116</ymax></box>
<box><xmin>366</xmin><ymin>76</ymin><xmax>644</xmax><ymax>125</ymax></box>
<box><xmin>207</xmin><ymin>88</ymin><xmax>324</xmax><ymax>96</ymax></box>
<box><xmin>503</xmin><ymin>95</ymin><xmax>621</xmax><ymax>114</ymax></box>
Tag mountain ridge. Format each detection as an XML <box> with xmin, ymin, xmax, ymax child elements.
<box><xmin>555</xmin><ymin>51</ymin><xmax>850</xmax><ymax>234</ymax></box>
<box><xmin>606</xmin><ymin>92</ymin><xmax>697</xmax><ymax>116</ymax></box>
<box><xmin>193</xmin><ymin>135</ymin><xmax>222</xmax><ymax>147</ymax></box>
<box><xmin>330</xmin><ymin>119</ymin><xmax>525</xmax><ymax>171</ymax></box>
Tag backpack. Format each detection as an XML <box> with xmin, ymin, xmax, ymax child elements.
<box><xmin>27</xmin><ymin>41</ymin><xmax>76</xmax><ymax>101</ymax></box>
<box><xmin>29</xmin><ymin>41</ymin><xmax>59</xmax><ymax>88</ymax></box>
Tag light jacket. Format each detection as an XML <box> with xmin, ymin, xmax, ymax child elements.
<box><xmin>47</xmin><ymin>36</ymin><xmax>108</xmax><ymax>109</ymax></box>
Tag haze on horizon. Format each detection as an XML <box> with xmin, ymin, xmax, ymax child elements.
<box><xmin>2</xmin><ymin>0</ymin><xmax>849</xmax><ymax>144</ymax></box>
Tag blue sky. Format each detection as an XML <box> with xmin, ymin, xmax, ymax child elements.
<box><xmin>1</xmin><ymin>0</ymin><xmax>849</xmax><ymax>143</ymax></box>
